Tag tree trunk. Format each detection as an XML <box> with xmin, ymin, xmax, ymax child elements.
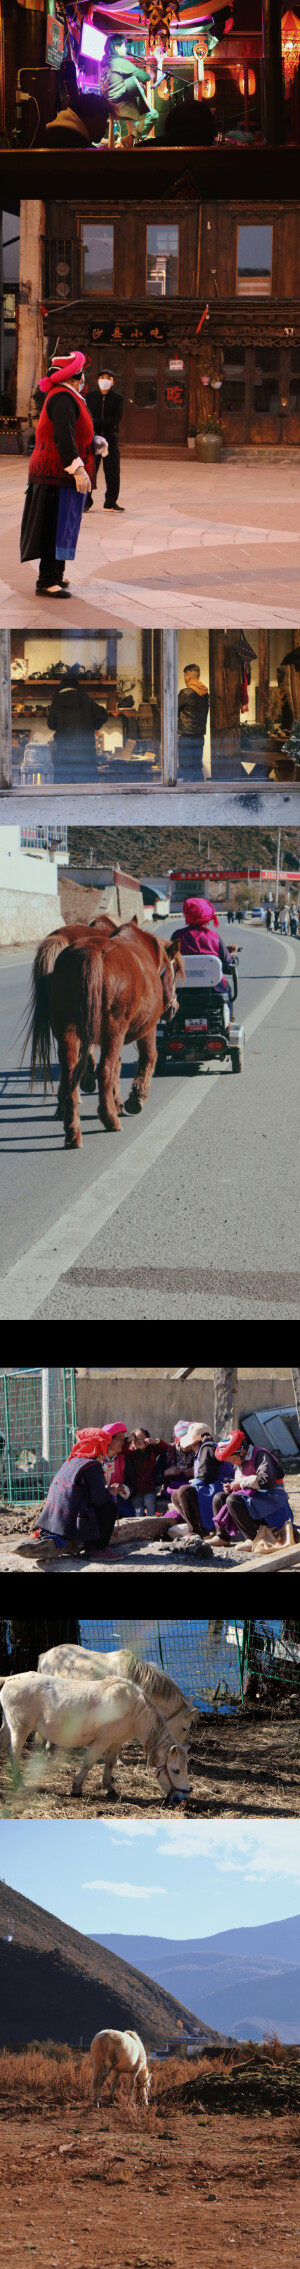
<box><xmin>213</xmin><ymin>1370</ymin><xmax>238</xmax><ymax>1436</ymax></box>
<box><xmin>291</xmin><ymin>1370</ymin><xmax>300</xmax><ymax>1424</ymax></box>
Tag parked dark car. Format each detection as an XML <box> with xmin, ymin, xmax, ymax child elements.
<box><xmin>240</xmin><ymin>1404</ymin><xmax>300</xmax><ymax>1472</ymax></box>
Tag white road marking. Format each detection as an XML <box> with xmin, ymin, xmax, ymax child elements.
<box><xmin>0</xmin><ymin>941</ymin><xmax>295</xmax><ymax>1318</ymax></box>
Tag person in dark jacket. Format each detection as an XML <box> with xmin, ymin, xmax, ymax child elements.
<box><xmin>47</xmin><ymin>674</ymin><xmax>108</xmax><ymax>782</ymax></box>
<box><xmin>169</xmin><ymin>1423</ymin><xmax>235</xmax><ymax>1540</ymax></box>
<box><xmin>178</xmin><ymin>665</ymin><xmax>210</xmax><ymax>775</ymax></box>
<box><xmin>123</xmin><ymin>1430</ymin><xmax>169</xmax><ymax>1516</ymax></box>
<box><xmin>33</xmin><ymin>1424</ymin><xmax>128</xmax><ymax>1554</ymax></box>
<box><xmin>86</xmin><ymin>372</ymin><xmax>124</xmax><ymax>511</ymax></box>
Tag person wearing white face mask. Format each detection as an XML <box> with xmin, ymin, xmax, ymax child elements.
<box><xmin>86</xmin><ymin>370</ymin><xmax>124</xmax><ymax>511</ymax></box>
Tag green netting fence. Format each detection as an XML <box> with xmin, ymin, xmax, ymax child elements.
<box><xmin>79</xmin><ymin>1618</ymin><xmax>300</xmax><ymax>1709</ymax></box>
<box><xmin>0</xmin><ymin>1370</ymin><xmax>77</xmax><ymax>1503</ymax></box>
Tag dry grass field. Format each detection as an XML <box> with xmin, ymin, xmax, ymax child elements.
<box><xmin>1</xmin><ymin>2047</ymin><xmax>299</xmax><ymax>2269</ymax></box>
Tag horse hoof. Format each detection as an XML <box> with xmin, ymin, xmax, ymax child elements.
<box><xmin>124</xmin><ymin>1090</ymin><xmax>142</xmax><ymax>1115</ymax></box>
<box><xmin>98</xmin><ymin>1108</ymin><xmax>122</xmax><ymax>1132</ymax></box>
<box><xmin>64</xmin><ymin>1134</ymin><xmax>82</xmax><ymax>1149</ymax></box>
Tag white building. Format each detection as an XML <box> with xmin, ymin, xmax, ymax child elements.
<box><xmin>0</xmin><ymin>824</ymin><xmax>63</xmax><ymax>942</ymax></box>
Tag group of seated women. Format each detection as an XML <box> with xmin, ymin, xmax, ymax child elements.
<box><xmin>30</xmin><ymin>1416</ymin><xmax>296</xmax><ymax>1557</ymax></box>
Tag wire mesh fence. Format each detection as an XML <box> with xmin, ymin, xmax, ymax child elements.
<box><xmin>0</xmin><ymin>1370</ymin><xmax>77</xmax><ymax>1503</ymax></box>
<box><xmin>79</xmin><ymin>1619</ymin><xmax>300</xmax><ymax>1710</ymax></box>
<box><xmin>79</xmin><ymin>1620</ymin><xmax>247</xmax><ymax>1711</ymax></box>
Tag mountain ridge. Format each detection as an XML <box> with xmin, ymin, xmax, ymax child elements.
<box><xmin>0</xmin><ymin>1880</ymin><xmax>222</xmax><ymax>2050</ymax></box>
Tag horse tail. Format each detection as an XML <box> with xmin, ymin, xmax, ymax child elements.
<box><xmin>18</xmin><ymin>946</ymin><xmax>54</xmax><ymax>1095</ymax></box>
<box><xmin>69</xmin><ymin>944</ymin><xmax>104</xmax><ymax>1093</ymax></box>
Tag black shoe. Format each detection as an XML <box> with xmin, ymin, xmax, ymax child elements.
<box><xmin>103</xmin><ymin>502</ymin><xmax>124</xmax><ymax>511</ymax></box>
<box><xmin>35</xmin><ymin>579</ymin><xmax>70</xmax><ymax>595</ymax></box>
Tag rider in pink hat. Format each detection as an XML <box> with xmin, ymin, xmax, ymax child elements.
<box><xmin>170</xmin><ymin>897</ymin><xmax>237</xmax><ymax>1004</ymax></box>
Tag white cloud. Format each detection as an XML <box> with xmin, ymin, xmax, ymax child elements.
<box><xmin>81</xmin><ymin>1879</ymin><xmax>166</xmax><ymax>1899</ymax></box>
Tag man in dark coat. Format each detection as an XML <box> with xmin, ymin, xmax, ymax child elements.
<box><xmin>86</xmin><ymin>371</ymin><xmax>124</xmax><ymax>510</ymax></box>
<box><xmin>47</xmin><ymin>674</ymin><xmax>108</xmax><ymax>782</ymax></box>
<box><xmin>178</xmin><ymin>663</ymin><xmax>209</xmax><ymax>774</ymax></box>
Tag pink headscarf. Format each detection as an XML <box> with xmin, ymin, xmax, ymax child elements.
<box><xmin>68</xmin><ymin>1424</ymin><xmax>127</xmax><ymax>1463</ymax></box>
<box><xmin>180</xmin><ymin>897</ymin><xmax>220</xmax><ymax>958</ymax></box>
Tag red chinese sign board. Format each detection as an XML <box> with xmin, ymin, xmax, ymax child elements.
<box><xmin>165</xmin><ymin>385</ymin><xmax>185</xmax><ymax>406</ymax></box>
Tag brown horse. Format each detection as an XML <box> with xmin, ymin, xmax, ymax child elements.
<box><xmin>21</xmin><ymin>912</ymin><xmax>123</xmax><ymax>1112</ymax></box>
<box><xmin>24</xmin><ymin>924</ymin><xmax>184</xmax><ymax>1144</ymax></box>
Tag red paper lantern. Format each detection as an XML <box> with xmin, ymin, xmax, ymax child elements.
<box><xmin>281</xmin><ymin>11</ymin><xmax>300</xmax><ymax>91</ymax></box>
<box><xmin>238</xmin><ymin>68</ymin><xmax>256</xmax><ymax>95</ymax></box>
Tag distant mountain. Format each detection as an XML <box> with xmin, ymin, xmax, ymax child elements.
<box><xmin>91</xmin><ymin>1916</ymin><xmax>300</xmax><ymax>2045</ymax></box>
<box><xmin>0</xmin><ymin>1880</ymin><xmax>222</xmax><ymax>2051</ymax></box>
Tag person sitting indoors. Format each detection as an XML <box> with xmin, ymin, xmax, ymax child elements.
<box><xmin>100</xmin><ymin>37</ymin><xmax>158</xmax><ymax>139</ymax></box>
<box><xmin>157</xmin><ymin>93</ymin><xmax>214</xmax><ymax>145</ymax></box>
<box><xmin>123</xmin><ymin>1429</ymin><xmax>169</xmax><ymax>1517</ymax></box>
<box><xmin>170</xmin><ymin>897</ymin><xmax>237</xmax><ymax>1010</ymax></box>
<box><xmin>212</xmin><ymin>1427</ymin><xmax>296</xmax><ymax>1553</ymax></box>
<box><xmin>31</xmin><ymin>1424</ymin><xmax>128</xmax><ymax>1557</ymax></box>
<box><xmin>169</xmin><ymin>1422</ymin><xmax>235</xmax><ymax>1548</ymax></box>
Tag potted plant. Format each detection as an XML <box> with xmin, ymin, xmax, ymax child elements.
<box><xmin>195</xmin><ymin>413</ymin><xmax>224</xmax><ymax>463</ymax></box>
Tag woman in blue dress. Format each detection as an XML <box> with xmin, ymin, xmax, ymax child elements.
<box><xmin>212</xmin><ymin>1427</ymin><xmax>293</xmax><ymax>1544</ymax></box>
<box><xmin>169</xmin><ymin>1422</ymin><xmax>235</xmax><ymax>1541</ymax></box>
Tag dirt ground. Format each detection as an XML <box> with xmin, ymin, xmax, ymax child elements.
<box><xmin>1</xmin><ymin>2102</ymin><xmax>299</xmax><ymax>2269</ymax></box>
<box><xmin>1</xmin><ymin>1710</ymin><xmax>299</xmax><ymax>1820</ymax></box>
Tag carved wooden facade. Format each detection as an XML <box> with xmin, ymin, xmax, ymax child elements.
<box><xmin>43</xmin><ymin>201</ymin><xmax>300</xmax><ymax>445</ymax></box>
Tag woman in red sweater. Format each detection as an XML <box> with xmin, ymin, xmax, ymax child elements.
<box><xmin>20</xmin><ymin>350</ymin><xmax>107</xmax><ymax>597</ymax></box>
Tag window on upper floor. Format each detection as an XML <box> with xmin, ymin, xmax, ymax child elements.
<box><xmin>81</xmin><ymin>224</ymin><xmax>114</xmax><ymax>293</ymax></box>
<box><xmin>146</xmin><ymin>225</ymin><xmax>179</xmax><ymax>296</ymax></box>
<box><xmin>237</xmin><ymin>224</ymin><xmax>273</xmax><ymax>296</ymax></box>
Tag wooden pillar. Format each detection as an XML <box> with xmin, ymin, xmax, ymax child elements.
<box><xmin>141</xmin><ymin>630</ymin><xmax>152</xmax><ymax>696</ymax></box>
<box><xmin>291</xmin><ymin>627</ymin><xmax>300</xmax><ymax>718</ymax></box>
<box><xmin>16</xmin><ymin>201</ymin><xmax>45</xmax><ymax>427</ymax></box>
<box><xmin>209</xmin><ymin>631</ymin><xmax>241</xmax><ymax>777</ymax></box>
<box><xmin>162</xmin><ymin>632</ymin><xmax>177</xmax><ymax>784</ymax></box>
<box><xmin>261</xmin><ymin>0</ymin><xmax>284</xmax><ymax>143</ymax></box>
<box><xmin>0</xmin><ymin>633</ymin><xmax>12</xmax><ymax>789</ymax></box>
<box><xmin>258</xmin><ymin>628</ymin><xmax>270</xmax><ymax>724</ymax></box>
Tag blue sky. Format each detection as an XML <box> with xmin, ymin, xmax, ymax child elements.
<box><xmin>1</xmin><ymin>1819</ymin><xmax>300</xmax><ymax>1940</ymax></box>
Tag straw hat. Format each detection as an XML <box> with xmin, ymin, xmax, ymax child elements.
<box><xmin>182</xmin><ymin>1422</ymin><xmax>213</xmax><ymax>1450</ymax></box>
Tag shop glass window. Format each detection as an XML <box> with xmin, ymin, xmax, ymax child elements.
<box><xmin>222</xmin><ymin>351</ymin><xmax>245</xmax><ymax>409</ymax></box>
<box><xmin>2</xmin><ymin>213</ymin><xmax>20</xmax><ymax>286</ymax></box>
<box><xmin>254</xmin><ymin>348</ymin><xmax>280</xmax><ymax>411</ymax></box>
<box><xmin>237</xmin><ymin>225</ymin><xmax>272</xmax><ymax>295</ymax></box>
<box><xmin>146</xmin><ymin>225</ymin><xmax>178</xmax><ymax>297</ymax></box>
<box><xmin>81</xmin><ymin>224</ymin><xmax>114</xmax><ymax>292</ymax></box>
<box><xmin>289</xmin><ymin>348</ymin><xmax>300</xmax><ymax>411</ymax></box>
<box><xmin>133</xmin><ymin>349</ymin><xmax>158</xmax><ymax>406</ymax></box>
<box><xmin>11</xmin><ymin>635</ymin><xmax>162</xmax><ymax>787</ymax></box>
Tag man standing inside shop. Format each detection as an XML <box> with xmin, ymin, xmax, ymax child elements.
<box><xmin>86</xmin><ymin>369</ymin><xmax>124</xmax><ymax>511</ymax></box>
<box><xmin>178</xmin><ymin>661</ymin><xmax>209</xmax><ymax>775</ymax></box>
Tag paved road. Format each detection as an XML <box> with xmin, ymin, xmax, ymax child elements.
<box><xmin>0</xmin><ymin>922</ymin><xmax>299</xmax><ymax>1318</ymax></box>
<box><xmin>1</xmin><ymin>458</ymin><xmax>300</xmax><ymax>626</ymax></box>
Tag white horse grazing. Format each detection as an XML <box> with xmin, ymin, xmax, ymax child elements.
<box><xmin>38</xmin><ymin>1643</ymin><xmax>197</xmax><ymax>1746</ymax></box>
<box><xmin>0</xmin><ymin>1671</ymin><xmax>190</xmax><ymax>1800</ymax></box>
<box><xmin>90</xmin><ymin>2028</ymin><xmax>151</xmax><ymax>2109</ymax></box>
